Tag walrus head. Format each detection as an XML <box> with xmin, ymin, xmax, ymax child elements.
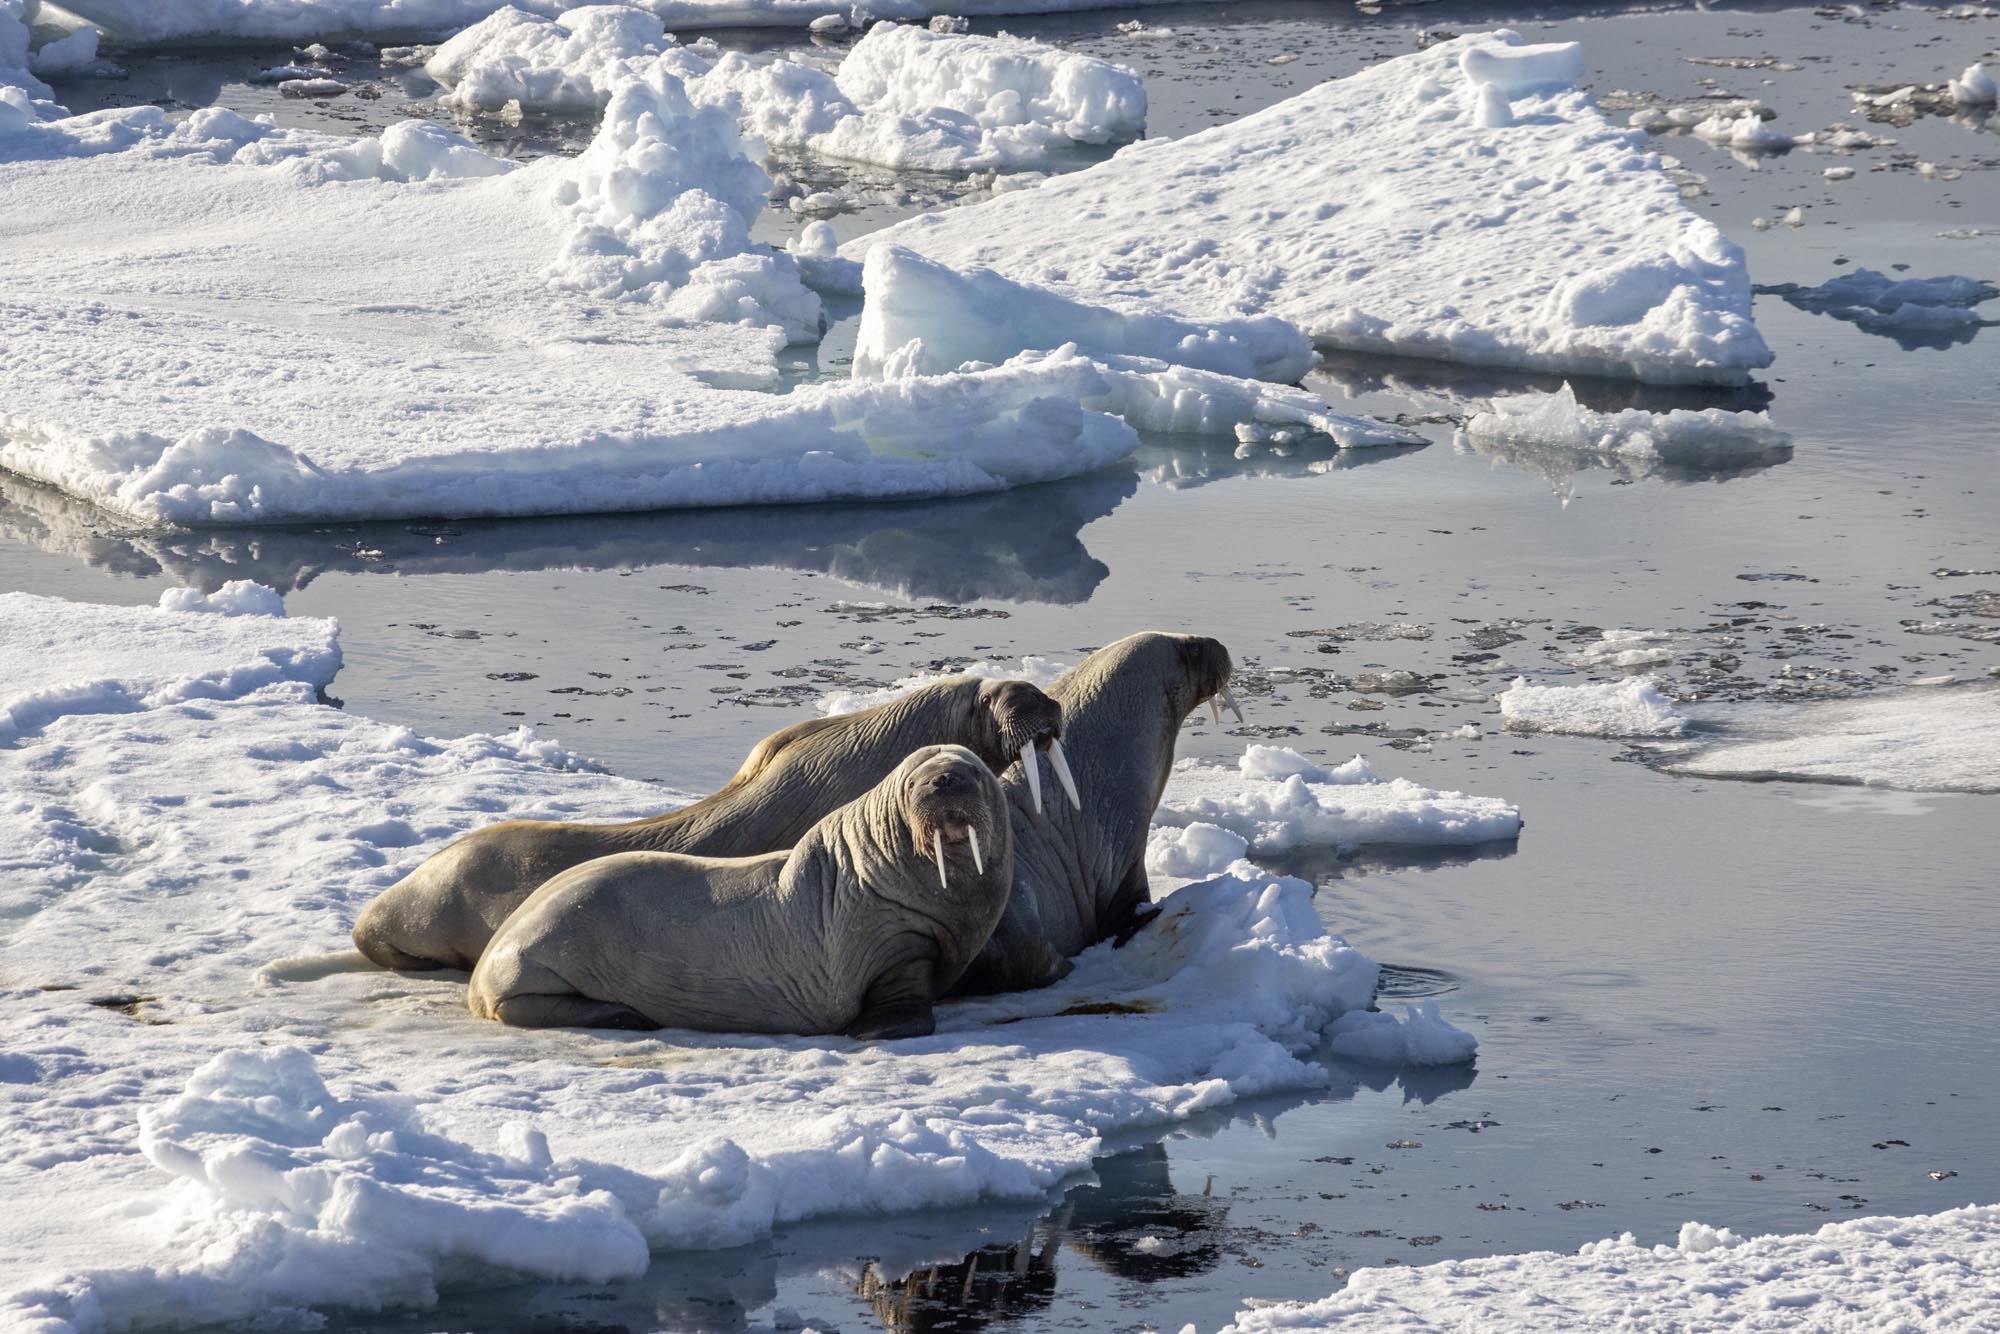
<box><xmin>895</xmin><ymin>744</ymin><xmax>1010</xmax><ymax>893</ymax></box>
<box><xmin>972</xmin><ymin>678</ymin><xmax>1077</xmax><ymax>815</ymax></box>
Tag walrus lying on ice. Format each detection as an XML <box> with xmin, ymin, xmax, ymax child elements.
<box><xmin>354</xmin><ymin>676</ymin><xmax>1072</xmax><ymax>972</ymax></box>
<box><xmin>468</xmin><ymin>745</ymin><xmax>1012</xmax><ymax>1039</ymax></box>
<box><xmin>956</xmin><ymin>631</ymin><xmax>1241</xmax><ymax>995</ymax></box>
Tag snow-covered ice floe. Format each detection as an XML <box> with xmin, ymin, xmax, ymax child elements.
<box><xmin>428</xmin><ymin>10</ymin><xmax>1146</xmax><ymax>173</ymax></box>
<box><xmin>1463</xmin><ymin>385</ymin><xmax>1792</xmax><ymax>470</ymax></box>
<box><xmin>846</xmin><ymin>30</ymin><xmax>1773</xmax><ymax>386</ymax></box>
<box><xmin>1221</xmin><ymin>1203</ymin><xmax>2000</xmax><ymax>1333</ymax></box>
<box><xmin>1497</xmin><ymin>676</ymin><xmax>1688</xmax><ymax>738</ymax></box>
<box><xmin>1650</xmin><ymin>683</ymin><xmax>2000</xmax><ymax>794</ymax></box>
<box><xmin>49</xmin><ymin>0</ymin><xmax>1232</xmax><ymax>43</ymax></box>
<box><xmin>0</xmin><ymin>590</ymin><xmax>1469</xmax><ymax>1330</ymax></box>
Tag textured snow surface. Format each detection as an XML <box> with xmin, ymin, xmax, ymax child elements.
<box><xmin>427</xmin><ymin>10</ymin><xmax>1145</xmax><ymax>173</ymax></box>
<box><xmin>0</xmin><ymin>592</ymin><xmax>1424</xmax><ymax>1331</ymax></box>
<box><xmin>1497</xmin><ymin>676</ymin><xmax>1688</xmax><ymax>738</ymax></box>
<box><xmin>1465</xmin><ymin>385</ymin><xmax>1792</xmax><ymax>467</ymax></box>
<box><xmin>849</xmin><ymin>30</ymin><xmax>1772</xmax><ymax>386</ymax></box>
<box><xmin>1222</xmin><ymin>1203</ymin><xmax>2000</xmax><ymax>1333</ymax></box>
<box><xmin>0</xmin><ymin>101</ymin><xmax>1148</xmax><ymax>526</ymax></box>
<box><xmin>1657</xmin><ymin>684</ymin><xmax>2000</xmax><ymax>794</ymax></box>
<box><xmin>1154</xmin><ymin>746</ymin><xmax>1522</xmax><ymax>867</ymax></box>
<box><xmin>50</xmin><ymin>0</ymin><xmax>1233</xmax><ymax>42</ymax></box>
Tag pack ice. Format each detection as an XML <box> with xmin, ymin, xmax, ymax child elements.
<box><xmin>847</xmin><ymin>30</ymin><xmax>1773</xmax><ymax>386</ymax></box>
<box><xmin>0</xmin><ymin>589</ymin><xmax>1477</xmax><ymax>1332</ymax></box>
<box><xmin>1223</xmin><ymin>1204</ymin><xmax>2000</xmax><ymax>1333</ymax></box>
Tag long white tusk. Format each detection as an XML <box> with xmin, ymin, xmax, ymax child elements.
<box><xmin>933</xmin><ymin>829</ymin><xmax>947</xmax><ymax>891</ymax></box>
<box><xmin>966</xmin><ymin>824</ymin><xmax>983</xmax><ymax>874</ymax></box>
<box><xmin>1208</xmin><ymin>698</ymin><xmax>1221</xmax><ymax>724</ymax></box>
<box><xmin>1220</xmin><ymin>685</ymin><xmax>1244</xmax><ymax>723</ymax></box>
<box><xmin>1048</xmin><ymin>738</ymin><xmax>1081</xmax><ymax>807</ymax></box>
<box><xmin>1020</xmin><ymin>741</ymin><xmax>1043</xmax><ymax>815</ymax></box>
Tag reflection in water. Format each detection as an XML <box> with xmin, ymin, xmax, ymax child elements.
<box><xmin>1132</xmin><ymin>432</ymin><xmax>1426</xmax><ymax>491</ymax></box>
<box><xmin>0</xmin><ymin>468</ymin><xmax>1135</xmax><ymax>606</ymax></box>
<box><xmin>1453</xmin><ymin>427</ymin><xmax>1793</xmax><ymax>498</ymax></box>
<box><xmin>1756</xmin><ymin>280</ymin><xmax>1996</xmax><ymax>353</ymax></box>
<box><xmin>1270</xmin><ymin>837</ymin><xmax>1521</xmax><ymax>887</ymax></box>
<box><xmin>1310</xmin><ymin>348</ymin><xmax>1776</xmax><ymax>418</ymax></box>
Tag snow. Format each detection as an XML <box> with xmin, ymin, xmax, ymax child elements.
<box><xmin>1327</xmin><ymin>1000</ymin><xmax>1478</xmax><ymax>1068</ymax></box>
<box><xmin>1949</xmin><ymin>61</ymin><xmax>1997</xmax><ymax>106</ymax></box>
<box><xmin>1222</xmin><ymin>1203</ymin><xmax>2000</xmax><ymax>1333</ymax></box>
<box><xmin>816</xmin><ymin>654</ymin><xmax>1069</xmax><ymax>715</ymax></box>
<box><xmin>1654</xmin><ymin>684</ymin><xmax>2000</xmax><ymax>794</ymax></box>
<box><xmin>1153</xmin><ymin>745</ymin><xmax>1523</xmax><ymax>866</ymax></box>
<box><xmin>0</xmin><ymin>592</ymin><xmax>1451</xmax><ymax>1330</ymax></box>
<box><xmin>27</xmin><ymin>25</ymin><xmax>100</xmax><ymax>79</ymax></box>
<box><xmin>428</xmin><ymin>13</ymin><xmax>1145</xmax><ymax>174</ymax></box>
<box><xmin>1464</xmin><ymin>384</ymin><xmax>1792</xmax><ymax>468</ymax></box>
<box><xmin>1567</xmin><ymin>629</ymin><xmax>1676</xmax><ymax>670</ymax></box>
<box><xmin>847</xmin><ymin>30</ymin><xmax>1773</xmax><ymax>386</ymax></box>
<box><xmin>0</xmin><ymin>95</ymin><xmax>1160</xmax><ymax>527</ymax></box>
<box><xmin>1692</xmin><ymin>111</ymin><xmax>1803</xmax><ymax>151</ymax></box>
<box><xmin>1497</xmin><ymin>676</ymin><xmax>1688</xmax><ymax>738</ymax></box>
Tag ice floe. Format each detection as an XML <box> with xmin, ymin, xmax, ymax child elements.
<box><xmin>1652</xmin><ymin>683</ymin><xmax>2000</xmax><ymax>794</ymax></box>
<box><xmin>848</xmin><ymin>30</ymin><xmax>1773</xmax><ymax>386</ymax></box>
<box><xmin>1326</xmin><ymin>1000</ymin><xmax>1479</xmax><ymax>1068</ymax></box>
<box><xmin>427</xmin><ymin>10</ymin><xmax>1145</xmax><ymax>173</ymax></box>
<box><xmin>1223</xmin><ymin>1203</ymin><xmax>2000</xmax><ymax>1333</ymax></box>
<box><xmin>1497</xmin><ymin>676</ymin><xmax>1688</xmax><ymax>738</ymax></box>
<box><xmin>1951</xmin><ymin>61</ymin><xmax>1998</xmax><ymax>105</ymax></box>
<box><xmin>1567</xmin><ymin>629</ymin><xmax>1676</xmax><ymax>670</ymax></box>
<box><xmin>1463</xmin><ymin>385</ymin><xmax>1792</xmax><ymax>470</ymax></box>
<box><xmin>0</xmin><ymin>590</ymin><xmax>1457</xmax><ymax>1329</ymax></box>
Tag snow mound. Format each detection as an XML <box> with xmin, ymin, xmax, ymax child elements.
<box><xmin>1327</xmin><ymin>1000</ymin><xmax>1478</xmax><ymax>1067</ymax></box>
<box><xmin>0</xmin><ymin>586</ymin><xmax>339</xmax><ymax>743</ymax></box>
<box><xmin>0</xmin><ymin>595</ymin><xmax>1426</xmax><ymax>1328</ymax></box>
<box><xmin>0</xmin><ymin>101</ymin><xmax>1152</xmax><ymax>527</ymax></box>
<box><xmin>1154</xmin><ymin>745</ymin><xmax>1522</xmax><ymax>860</ymax></box>
<box><xmin>1950</xmin><ymin>61</ymin><xmax>1997</xmax><ymax>106</ymax></box>
<box><xmin>1498</xmin><ymin>676</ymin><xmax>1687</xmax><ymax>738</ymax></box>
<box><xmin>426</xmin><ymin>4</ymin><xmax>679</xmax><ymax>113</ymax></box>
<box><xmin>1653</xmin><ymin>683</ymin><xmax>2000</xmax><ymax>794</ymax></box>
<box><xmin>1222</xmin><ymin>1203</ymin><xmax>2000</xmax><ymax>1333</ymax></box>
<box><xmin>848</xmin><ymin>29</ymin><xmax>1772</xmax><ymax>386</ymax></box>
<box><xmin>1464</xmin><ymin>384</ymin><xmax>1791</xmax><ymax>467</ymax></box>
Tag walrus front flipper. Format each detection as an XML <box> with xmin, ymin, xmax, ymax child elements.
<box><xmin>848</xmin><ymin>958</ymin><xmax>937</xmax><ymax>1041</ymax></box>
<box><xmin>488</xmin><ymin>994</ymin><xmax>657</xmax><ymax>1031</ymax></box>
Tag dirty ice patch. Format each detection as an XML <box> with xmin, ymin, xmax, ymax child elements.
<box><xmin>1152</xmin><ymin>745</ymin><xmax>1522</xmax><ymax>869</ymax></box>
<box><xmin>1497</xmin><ymin>676</ymin><xmax>1688</xmax><ymax>737</ymax></box>
<box><xmin>0</xmin><ymin>586</ymin><xmax>339</xmax><ymax>744</ymax></box>
<box><xmin>1221</xmin><ymin>1203</ymin><xmax>2000</xmax><ymax>1333</ymax></box>
<box><xmin>0</xmin><ymin>105</ymin><xmax>1144</xmax><ymax>526</ymax></box>
<box><xmin>1650</xmin><ymin>683</ymin><xmax>2000</xmax><ymax>794</ymax></box>
<box><xmin>1463</xmin><ymin>384</ymin><xmax>1792</xmax><ymax>468</ymax></box>
<box><xmin>0</xmin><ymin>594</ymin><xmax>1398</xmax><ymax>1328</ymax></box>
<box><xmin>849</xmin><ymin>30</ymin><xmax>1771</xmax><ymax>386</ymax></box>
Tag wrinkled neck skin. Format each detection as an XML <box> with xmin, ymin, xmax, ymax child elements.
<box><xmin>629</xmin><ymin>679</ymin><xmax>992</xmax><ymax>858</ymax></box>
<box><xmin>787</xmin><ymin>763</ymin><xmax>1013</xmax><ymax>998</ymax></box>
<box><xmin>1005</xmin><ymin>647</ymin><xmax>1195</xmax><ymax>961</ymax></box>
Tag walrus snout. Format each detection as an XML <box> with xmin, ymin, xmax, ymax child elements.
<box><xmin>975</xmin><ymin>679</ymin><xmax>1077</xmax><ymax>816</ymax></box>
<box><xmin>1179</xmin><ymin>635</ymin><xmax>1244</xmax><ymax>725</ymax></box>
<box><xmin>900</xmin><ymin>747</ymin><xmax>1003</xmax><ymax>890</ymax></box>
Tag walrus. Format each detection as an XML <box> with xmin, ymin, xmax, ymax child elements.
<box><xmin>957</xmin><ymin>632</ymin><xmax>1240</xmax><ymax>995</ymax></box>
<box><xmin>466</xmin><ymin>744</ymin><xmax>1012</xmax><ymax>1039</ymax></box>
<box><xmin>353</xmin><ymin>676</ymin><xmax>1074</xmax><ymax>972</ymax></box>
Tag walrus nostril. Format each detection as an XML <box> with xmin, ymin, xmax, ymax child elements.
<box><xmin>928</xmin><ymin>769</ymin><xmax>972</xmax><ymax>794</ymax></box>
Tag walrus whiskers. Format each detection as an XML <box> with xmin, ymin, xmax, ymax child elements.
<box><xmin>1019</xmin><ymin>741</ymin><xmax>1043</xmax><ymax>814</ymax></box>
<box><xmin>1048</xmin><ymin>738</ymin><xmax>1081</xmax><ymax>807</ymax></box>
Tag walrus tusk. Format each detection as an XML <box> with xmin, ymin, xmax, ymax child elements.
<box><xmin>1020</xmin><ymin>742</ymin><xmax>1043</xmax><ymax>814</ymax></box>
<box><xmin>1220</xmin><ymin>686</ymin><xmax>1244</xmax><ymax>723</ymax></box>
<box><xmin>1208</xmin><ymin>698</ymin><xmax>1221</xmax><ymax>724</ymax></box>
<box><xmin>1048</xmin><ymin>738</ymin><xmax>1081</xmax><ymax>807</ymax></box>
<box><xmin>967</xmin><ymin>825</ymin><xmax>984</xmax><ymax>874</ymax></box>
<box><xmin>933</xmin><ymin>830</ymin><xmax>948</xmax><ymax>891</ymax></box>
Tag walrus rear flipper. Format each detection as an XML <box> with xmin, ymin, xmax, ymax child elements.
<box><xmin>848</xmin><ymin>957</ymin><xmax>937</xmax><ymax>1041</ymax></box>
<box><xmin>489</xmin><ymin>994</ymin><xmax>657</xmax><ymax>1031</ymax></box>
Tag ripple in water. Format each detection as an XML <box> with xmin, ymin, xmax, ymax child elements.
<box><xmin>1375</xmin><ymin>964</ymin><xmax>1459</xmax><ymax>998</ymax></box>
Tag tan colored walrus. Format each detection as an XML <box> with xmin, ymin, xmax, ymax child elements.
<box><xmin>354</xmin><ymin>676</ymin><xmax>1069</xmax><ymax>972</ymax></box>
<box><xmin>467</xmin><ymin>745</ymin><xmax>1012</xmax><ymax>1039</ymax></box>
<box><xmin>957</xmin><ymin>632</ymin><xmax>1240</xmax><ymax>995</ymax></box>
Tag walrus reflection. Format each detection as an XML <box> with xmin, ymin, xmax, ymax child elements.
<box><xmin>853</xmin><ymin>1145</ymin><xmax>1228</xmax><ymax>1333</ymax></box>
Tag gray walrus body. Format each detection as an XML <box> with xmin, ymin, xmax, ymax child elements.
<box><xmin>956</xmin><ymin>632</ymin><xmax>1237</xmax><ymax>995</ymax></box>
<box><xmin>354</xmin><ymin>677</ymin><xmax>1061</xmax><ymax>971</ymax></box>
<box><xmin>467</xmin><ymin>745</ymin><xmax>1012</xmax><ymax>1039</ymax></box>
